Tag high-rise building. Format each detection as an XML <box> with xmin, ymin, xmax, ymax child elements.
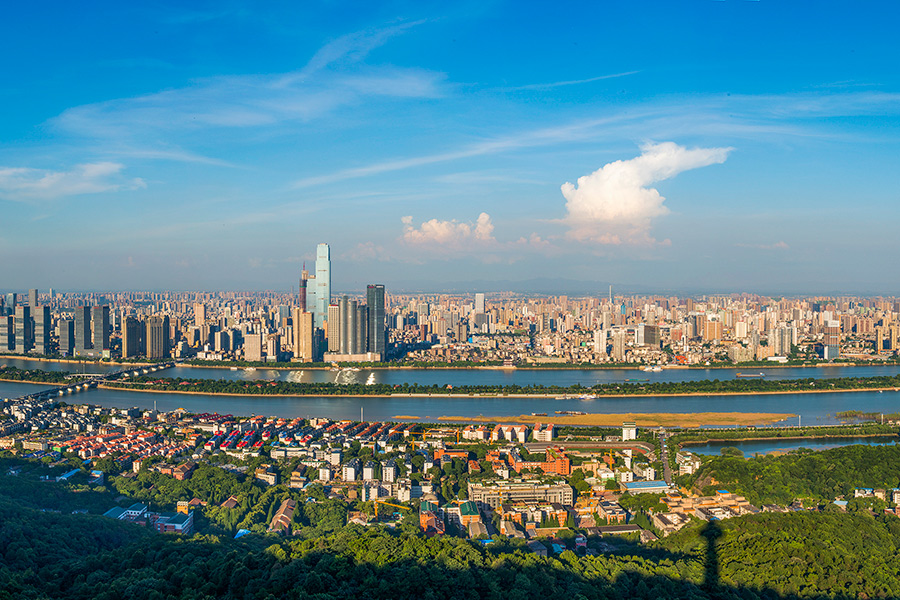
<box><xmin>74</xmin><ymin>306</ymin><xmax>92</xmax><ymax>355</ymax></box>
<box><xmin>122</xmin><ymin>316</ymin><xmax>145</xmax><ymax>358</ymax></box>
<box><xmin>703</xmin><ymin>319</ymin><xmax>723</xmax><ymax>343</ymax></box>
<box><xmin>0</xmin><ymin>315</ymin><xmax>14</xmax><ymax>351</ymax></box>
<box><xmin>823</xmin><ymin>320</ymin><xmax>840</xmax><ymax>360</ymax></box>
<box><xmin>58</xmin><ymin>318</ymin><xmax>74</xmax><ymax>357</ymax></box>
<box><xmin>244</xmin><ymin>332</ymin><xmax>263</xmax><ymax>362</ymax></box>
<box><xmin>327</xmin><ymin>304</ymin><xmax>341</xmax><ymax>352</ymax></box>
<box><xmin>768</xmin><ymin>326</ymin><xmax>794</xmax><ymax>357</ymax></box>
<box><xmin>475</xmin><ymin>293</ymin><xmax>485</xmax><ymax>314</ymax></box>
<box><xmin>92</xmin><ymin>306</ymin><xmax>110</xmax><ymax>351</ymax></box>
<box><xmin>366</xmin><ymin>284</ymin><xmax>386</xmax><ymax>359</ymax></box>
<box><xmin>194</xmin><ymin>303</ymin><xmax>207</xmax><ymax>326</ymax></box>
<box><xmin>293</xmin><ymin>309</ymin><xmax>315</xmax><ymax>362</ymax></box>
<box><xmin>612</xmin><ymin>330</ymin><xmax>626</xmax><ymax>361</ymax></box>
<box><xmin>146</xmin><ymin>315</ymin><xmax>171</xmax><ymax>359</ymax></box>
<box><xmin>355</xmin><ymin>304</ymin><xmax>367</xmax><ymax>355</ymax></box>
<box><xmin>28</xmin><ymin>289</ymin><xmax>38</xmax><ymax>308</ymax></box>
<box><xmin>15</xmin><ymin>306</ymin><xmax>33</xmax><ymax>353</ymax></box>
<box><xmin>314</xmin><ymin>243</ymin><xmax>331</xmax><ymax>328</ymax></box>
<box><xmin>33</xmin><ymin>305</ymin><xmax>51</xmax><ymax>355</ymax></box>
<box><xmin>299</xmin><ymin>264</ymin><xmax>309</xmax><ymax>312</ymax></box>
<box><xmin>339</xmin><ymin>296</ymin><xmax>357</xmax><ymax>354</ymax></box>
<box><xmin>5</xmin><ymin>293</ymin><xmax>16</xmax><ymax>316</ymax></box>
<box><xmin>593</xmin><ymin>329</ymin><xmax>607</xmax><ymax>356</ymax></box>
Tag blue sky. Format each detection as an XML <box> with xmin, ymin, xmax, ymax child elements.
<box><xmin>1</xmin><ymin>1</ymin><xmax>898</xmax><ymax>294</ymax></box>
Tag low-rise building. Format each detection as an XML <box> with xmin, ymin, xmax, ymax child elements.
<box><xmin>622</xmin><ymin>480</ymin><xmax>670</xmax><ymax>494</ymax></box>
<box><xmin>651</xmin><ymin>511</ymin><xmax>690</xmax><ymax>536</ymax></box>
<box><xmin>468</xmin><ymin>480</ymin><xmax>574</xmax><ymax>509</ymax></box>
<box><xmin>155</xmin><ymin>511</ymin><xmax>194</xmax><ymax>535</ymax></box>
<box><xmin>254</xmin><ymin>464</ymin><xmax>279</xmax><ymax>486</ymax></box>
<box><xmin>268</xmin><ymin>499</ymin><xmax>296</xmax><ymax>534</ymax></box>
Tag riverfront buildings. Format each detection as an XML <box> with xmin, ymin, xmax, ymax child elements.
<box><xmin>3</xmin><ymin>242</ymin><xmax>900</xmax><ymax>365</ymax></box>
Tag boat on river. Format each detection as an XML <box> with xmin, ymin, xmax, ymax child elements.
<box><xmin>736</xmin><ymin>372</ymin><xmax>765</xmax><ymax>378</ymax></box>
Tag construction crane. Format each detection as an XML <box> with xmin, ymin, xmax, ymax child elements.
<box><xmin>406</xmin><ymin>432</ymin><xmax>423</xmax><ymax>451</ymax></box>
<box><xmin>373</xmin><ymin>499</ymin><xmax>411</xmax><ymax>519</ymax></box>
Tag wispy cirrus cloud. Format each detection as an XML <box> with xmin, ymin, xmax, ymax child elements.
<box><xmin>292</xmin><ymin>89</ymin><xmax>900</xmax><ymax>188</ymax></box>
<box><xmin>48</xmin><ymin>22</ymin><xmax>440</xmax><ymax>162</ymax></box>
<box><xmin>291</xmin><ymin>112</ymin><xmax>659</xmax><ymax>188</ymax></box>
<box><xmin>0</xmin><ymin>162</ymin><xmax>145</xmax><ymax>201</ymax></box>
<box><xmin>506</xmin><ymin>70</ymin><xmax>640</xmax><ymax>91</ymax></box>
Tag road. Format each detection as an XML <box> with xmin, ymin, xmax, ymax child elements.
<box><xmin>659</xmin><ymin>430</ymin><xmax>672</xmax><ymax>484</ymax></box>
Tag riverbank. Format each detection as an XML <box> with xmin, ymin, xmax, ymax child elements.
<box><xmin>179</xmin><ymin>361</ymin><xmax>900</xmax><ymax>371</ymax></box>
<box><xmin>436</xmin><ymin>412</ymin><xmax>794</xmax><ymax>427</ymax></box>
<box><xmin>98</xmin><ymin>381</ymin><xmax>900</xmax><ymax>399</ymax></box>
<box><xmin>0</xmin><ymin>355</ymin><xmax>156</xmax><ymax>367</ymax></box>
<box><xmin>0</xmin><ymin>378</ymin><xmax>62</xmax><ymax>386</ymax></box>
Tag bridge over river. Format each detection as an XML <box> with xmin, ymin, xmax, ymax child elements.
<box><xmin>6</xmin><ymin>361</ymin><xmax>177</xmax><ymax>404</ymax></box>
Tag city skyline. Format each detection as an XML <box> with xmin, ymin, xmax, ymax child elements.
<box><xmin>1</xmin><ymin>2</ymin><xmax>899</xmax><ymax>293</ymax></box>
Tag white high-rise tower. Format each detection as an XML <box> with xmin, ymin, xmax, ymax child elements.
<box><xmin>314</xmin><ymin>243</ymin><xmax>331</xmax><ymax>328</ymax></box>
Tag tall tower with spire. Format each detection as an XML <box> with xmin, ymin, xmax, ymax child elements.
<box><xmin>299</xmin><ymin>263</ymin><xmax>309</xmax><ymax>312</ymax></box>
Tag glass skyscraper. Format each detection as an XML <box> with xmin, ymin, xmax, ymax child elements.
<box><xmin>367</xmin><ymin>284</ymin><xmax>386</xmax><ymax>358</ymax></box>
<box><xmin>314</xmin><ymin>243</ymin><xmax>331</xmax><ymax>329</ymax></box>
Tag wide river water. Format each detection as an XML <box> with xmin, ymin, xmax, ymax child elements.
<box><xmin>5</xmin><ymin>357</ymin><xmax>900</xmax><ymax>386</ymax></box>
<box><xmin>3</xmin><ymin>377</ymin><xmax>900</xmax><ymax>426</ymax></box>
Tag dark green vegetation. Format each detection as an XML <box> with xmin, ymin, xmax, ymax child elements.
<box><xmin>0</xmin><ymin>365</ymin><xmax>70</xmax><ymax>384</ymax></box>
<box><xmin>672</xmin><ymin>423</ymin><xmax>897</xmax><ymax>446</ymax></box>
<box><xmin>836</xmin><ymin>409</ymin><xmax>900</xmax><ymax>420</ymax></box>
<box><xmin>687</xmin><ymin>443</ymin><xmax>900</xmax><ymax>505</ymax></box>
<box><xmin>104</xmin><ymin>372</ymin><xmax>900</xmax><ymax>396</ymax></box>
<box><xmin>6</xmin><ymin>465</ymin><xmax>900</xmax><ymax>599</ymax></box>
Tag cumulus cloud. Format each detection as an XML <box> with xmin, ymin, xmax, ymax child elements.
<box><xmin>0</xmin><ymin>162</ymin><xmax>145</xmax><ymax>201</ymax></box>
<box><xmin>561</xmin><ymin>141</ymin><xmax>731</xmax><ymax>244</ymax></box>
<box><xmin>401</xmin><ymin>212</ymin><xmax>495</xmax><ymax>247</ymax></box>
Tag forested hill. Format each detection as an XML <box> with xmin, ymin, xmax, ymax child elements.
<box><xmin>5</xmin><ymin>483</ymin><xmax>900</xmax><ymax>599</ymax></box>
<box><xmin>688</xmin><ymin>443</ymin><xmax>900</xmax><ymax>505</ymax></box>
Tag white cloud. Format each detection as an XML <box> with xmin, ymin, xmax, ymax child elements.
<box><xmin>507</xmin><ymin>70</ymin><xmax>640</xmax><ymax>91</ymax></box>
<box><xmin>736</xmin><ymin>241</ymin><xmax>790</xmax><ymax>250</ymax></box>
<box><xmin>0</xmin><ymin>162</ymin><xmax>145</xmax><ymax>201</ymax></box>
<box><xmin>51</xmin><ymin>22</ymin><xmax>441</xmax><ymax>148</ymax></box>
<box><xmin>401</xmin><ymin>213</ymin><xmax>495</xmax><ymax>247</ymax></box>
<box><xmin>561</xmin><ymin>142</ymin><xmax>731</xmax><ymax>244</ymax></box>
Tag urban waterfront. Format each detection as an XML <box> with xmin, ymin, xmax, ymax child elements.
<box><xmin>4</xmin><ymin>377</ymin><xmax>899</xmax><ymax>426</ymax></box>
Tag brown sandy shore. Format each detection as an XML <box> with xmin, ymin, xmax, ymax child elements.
<box><xmin>437</xmin><ymin>412</ymin><xmax>795</xmax><ymax>427</ymax></box>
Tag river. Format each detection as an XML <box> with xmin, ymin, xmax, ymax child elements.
<box><xmin>4</xmin><ymin>378</ymin><xmax>900</xmax><ymax>426</ymax></box>
<box><xmin>7</xmin><ymin>357</ymin><xmax>900</xmax><ymax>386</ymax></box>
